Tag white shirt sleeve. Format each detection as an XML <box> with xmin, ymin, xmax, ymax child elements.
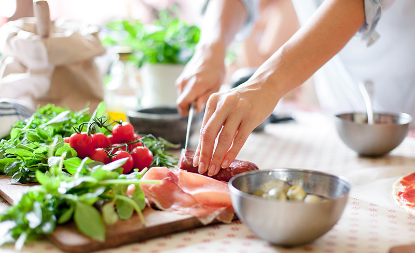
<box><xmin>358</xmin><ymin>0</ymin><xmax>397</xmax><ymax>46</ymax></box>
<box><xmin>234</xmin><ymin>0</ymin><xmax>260</xmax><ymax>41</ymax></box>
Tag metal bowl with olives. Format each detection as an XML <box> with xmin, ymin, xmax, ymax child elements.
<box><xmin>229</xmin><ymin>169</ymin><xmax>351</xmax><ymax>246</ymax></box>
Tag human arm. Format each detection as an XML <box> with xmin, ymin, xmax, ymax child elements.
<box><xmin>194</xmin><ymin>0</ymin><xmax>366</xmax><ymax>176</ymax></box>
<box><xmin>175</xmin><ymin>0</ymin><xmax>248</xmax><ymax>116</ymax></box>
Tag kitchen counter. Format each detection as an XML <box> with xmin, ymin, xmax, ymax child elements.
<box><xmin>2</xmin><ymin>109</ymin><xmax>415</xmax><ymax>253</ymax></box>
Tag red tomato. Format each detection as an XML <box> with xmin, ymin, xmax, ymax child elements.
<box><xmin>111</xmin><ymin>151</ymin><xmax>134</xmax><ymax>174</ymax></box>
<box><xmin>112</xmin><ymin>122</ymin><xmax>135</xmax><ymax>143</ymax></box>
<box><xmin>64</xmin><ymin>137</ymin><xmax>70</xmax><ymax>143</ymax></box>
<box><xmin>69</xmin><ymin>133</ymin><xmax>94</xmax><ymax>158</ymax></box>
<box><xmin>130</xmin><ymin>147</ymin><xmax>153</xmax><ymax>171</ymax></box>
<box><xmin>89</xmin><ymin>148</ymin><xmax>110</xmax><ymax>164</ymax></box>
<box><xmin>107</xmin><ymin>134</ymin><xmax>116</xmax><ymax>145</ymax></box>
<box><xmin>91</xmin><ymin>133</ymin><xmax>110</xmax><ymax>148</ymax></box>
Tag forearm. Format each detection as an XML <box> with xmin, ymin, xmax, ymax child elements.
<box><xmin>247</xmin><ymin>0</ymin><xmax>365</xmax><ymax>101</ymax></box>
<box><xmin>197</xmin><ymin>0</ymin><xmax>248</xmax><ymax>58</ymax></box>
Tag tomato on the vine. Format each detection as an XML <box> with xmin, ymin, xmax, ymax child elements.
<box><xmin>64</xmin><ymin>137</ymin><xmax>70</xmax><ymax>144</ymax></box>
<box><xmin>91</xmin><ymin>133</ymin><xmax>110</xmax><ymax>148</ymax></box>
<box><xmin>89</xmin><ymin>148</ymin><xmax>110</xmax><ymax>164</ymax></box>
<box><xmin>112</xmin><ymin>122</ymin><xmax>135</xmax><ymax>143</ymax></box>
<box><xmin>69</xmin><ymin>132</ymin><xmax>94</xmax><ymax>158</ymax></box>
<box><xmin>111</xmin><ymin>150</ymin><xmax>134</xmax><ymax>174</ymax></box>
<box><xmin>130</xmin><ymin>147</ymin><xmax>153</xmax><ymax>171</ymax></box>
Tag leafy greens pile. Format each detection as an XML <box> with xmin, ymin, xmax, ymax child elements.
<box><xmin>0</xmin><ymin>103</ymin><xmax>177</xmax><ymax>184</ymax></box>
<box><xmin>0</xmin><ymin>104</ymin><xmax>92</xmax><ymax>183</ymax></box>
<box><xmin>0</xmin><ymin>154</ymin><xmax>159</xmax><ymax>249</ymax></box>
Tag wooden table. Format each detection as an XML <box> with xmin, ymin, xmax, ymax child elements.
<box><xmin>2</xmin><ymin>109</ymin><xmax>415</xmax><ymax>253</ymax></box>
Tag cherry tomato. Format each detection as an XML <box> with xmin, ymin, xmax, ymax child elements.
<box><xmin>91</xmin><ymin>133</ymin><xmax>110</xmax><ymax>148</ymax></box>
<box><xmin>112</xmin><ymin>122</ymin><xmax>135</xmax><ymax>143</ymax></box>
<box><xmin>64</xmin><ymin>137</ymin><xmax>70</xmax><ymax>143</ymax></box>
<box><xmin>130</xmin><ymin>147</ymin><xmax>153</xmax><ymax>171</ymax></box>
<box><xmin>69</xmin><ymin>132</ymin><xmax>94</xmax><ymax>158</ymax></box>
<box><xmin>89</xmin><ymin>148</ymin><xmax>110</xmax><ymax>164</ymax></box>
<box><xmin>107</xmin><ymin>134</ymin><xmax>116</xmax><ymax>145</ymax></box>
<box><xmin>111</xmin><ymin>150</ymin><xmax>134</xmax><ymax>174</ymax></box>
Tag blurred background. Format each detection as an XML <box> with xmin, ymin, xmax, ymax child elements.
<box><xmin>0</xmin><ymin>0</ymin><xmax>319</xmax><ymax>121</ymax></box>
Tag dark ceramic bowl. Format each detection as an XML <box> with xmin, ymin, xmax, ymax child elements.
<box><xmin>127</xmin><ymin>106</ymin><xmax>202</xmax><ymax>147</ymax></box>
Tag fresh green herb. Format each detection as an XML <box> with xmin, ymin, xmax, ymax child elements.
<box><xmin>0</xmin><ymin>103</ymin><xmax>108</xmax><ymax>183</ymax></box>
<box><xmin>0</xmin><ymin>154</ymin><xmax>159</xmax><ymax>250</ymax></box>
<box><xmin>140</xmin><ymin>134</ymin><xmax>179</xmax><ymax>168</ymax></box>
<box><xmin>101</xmin><ymin>7</ymin><xmax>200</xmax><ymax>67</ymax></box>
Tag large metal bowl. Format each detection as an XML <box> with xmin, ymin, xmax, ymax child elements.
<box><xmin>229</xmin><ymin>169</ymin><xmax>351</xmax><ymax>246</ymax></box>
<box><xmin>334</xmin><ymin>112</ymin><xmax>412</xmax><ymax>156</ymax></box>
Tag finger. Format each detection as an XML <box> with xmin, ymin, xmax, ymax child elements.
<box><xmin>207</xmin><ymin>114</ymin><xmax>241</xmax><ymax>176</ymax></box>
<box><xmin>221</xmin><ymin>122</ymin><xmax>252</xmax><ymax>169</ymax></box>
<box><xmin>198</xmin><ymin>97</ymin><xmax>227</xmax><ymax>175</ymax></box>
<box><xmin>194</xmin><ymin>142</ymin><xmax>201</xmax><ymax>168</ymax></box>
<box><xmin>194</xmin><ymin>93</ymin><xmax>217</xmax><ymax>170</ymax></box>
<box><xmin>176</xmin><ymin>76</ymin><xmax>197</xmax><ymax>116</ymax></box>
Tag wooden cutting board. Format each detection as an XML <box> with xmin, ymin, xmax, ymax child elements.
<box><xmin>0</xmin><ymin>175</ymin><xmax>225</xmax><ymax>253</ymax></box>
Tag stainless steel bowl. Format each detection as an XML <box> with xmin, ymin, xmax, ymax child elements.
<box><xmin>334</xmin><ymin>112</ymin><xmax>412</xmax><ymax>156</ymax></box>
<box><xmin>127</xmin><ymin>106</ymin><xmax>202</xmax><ymax>147</ymax></box>
<box><xmin>229</xmin><ymin>169</ymin><xmax>351</xmax><ymax>246</ymax></box>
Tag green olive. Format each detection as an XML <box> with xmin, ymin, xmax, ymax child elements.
<box><xmin>267</xmin><ymin>188</ymin><xmax>287</xmax><ymax>201</ymax></box>
<box><xmin>252</xmin><ymin>189</ymin><xmax>265</xmax><ymax>197</ymax></box>
<box><xmin>286</xmin><ymin>186</ymin><xmax>307</xmax><ymax>201</ymax></box>
<box><xmin>304</xmin><ymin>194</ymin><xmax>322</xmax><ymax>203</ymax></box>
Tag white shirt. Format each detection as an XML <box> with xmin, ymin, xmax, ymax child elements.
<box><xmin>238</xmin><ymin>0</ymin><xmax>415</xmax><ymax>126</ymax></box>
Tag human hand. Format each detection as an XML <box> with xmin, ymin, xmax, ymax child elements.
<box><xmin>192</xmin><ymin>80</ymin><xmax>279</xmax><ymax>176</ymax></box>
<box><xmin>175</xmin><ymin>45</ymin><xmax>226</xmax><ymax>116</ymax></box>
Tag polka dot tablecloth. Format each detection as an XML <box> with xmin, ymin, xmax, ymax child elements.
<box><xmin>2</xmin><ymin>110</ymin><xmax>415</xmax><ymax>253</ymax></box>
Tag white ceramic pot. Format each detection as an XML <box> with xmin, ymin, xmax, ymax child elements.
<box><xmin>140</xmin><ymin>63</ymin><xmax>185</xmax><ymax>108</ymax></box>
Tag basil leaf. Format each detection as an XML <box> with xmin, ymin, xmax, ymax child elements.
<box><xmin>5</xmin><ymin>149</ymin><xmax>33</xmax><ymax>157</ymax></box>
<box><xmin>63</xmin><ymin>157</ymin><xmax>82</xmax><ymax>175</ymax></box>
<box><xmin>36</xmin><ymin>128</ymin><xmax>52</xmax><ymax>141</ymax></box>
<box><xmin>58</xmin><ymin>204</ymin><xmax>75</xmax><ymax>224</ymax></box>
<box><xmin>35</xmin><ymin>170</ymin><xmax>50</xmax><ymax>185</ymax></box>
<box><xmin>55</xmin><ymin>145</ymin><xmax>77</xmax><ymax>158</ymax></box>
<box><xmin>132</xmin><ymin>185</ymin><xmax>146</xmax><ymax>211</ymax></box>
<box><xmin>10</xmin><ymin>128</ymin><xmax>22</xmax><ymax>140</ymax></box>
<box><xmin>74</xmin><ymin>201</ymin><xmax>105</xmax><ymax>242</ymax></box>
<box><xmin>39</xmin><ymin>110</ymin><xmax>70</xmax><ymax>128</ymax></box>
<box><xmin>102</xmin><ymin>202</ymin><xmax>118</xmax><ymax>225</ymax></box>
<box><xmin>116</xmin><ymin>198</ymin><xmax>134</xmax><ymax>220</ymax></box>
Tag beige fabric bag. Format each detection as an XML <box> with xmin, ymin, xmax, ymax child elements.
<box><xmin>0</xmin><ymin>17</ymin><xmax>106</xmax><ymax>112</ymax></box>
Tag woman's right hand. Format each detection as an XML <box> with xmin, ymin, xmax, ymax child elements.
<box><xmin>175</xmin><ymin>44</ymin><xmax>226</xmax><ymax>116</ymax></box>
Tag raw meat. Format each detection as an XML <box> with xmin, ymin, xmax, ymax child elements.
<box><xmin>140</xmin><ymin>167</ymin><xmax>235</xmax><ymax>224</ymax></box>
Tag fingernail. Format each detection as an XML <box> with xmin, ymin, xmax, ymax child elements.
<box><xmin>193</xmin><ymin>155</ymin><xmax>199</xmax><ymax>167</ymax></box>
<box><xmin>198</xmin><ymin>162</ymin><xmax>206</xmax><ymax>174</ymax></box>
<box><xmin>221</xmin><ymin>159</ymin><xmax>229</xmax><ymax>168</ymax></box>
<box><xmin>208</xmin><ymin>164</ymin><xmax>216</xmax><ymax>176</ymax></box>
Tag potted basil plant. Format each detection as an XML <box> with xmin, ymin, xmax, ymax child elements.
<box><xmin>102</xmin><ymin>11</ymin><xmax>200</xmax><ymax>108</ymax></box>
